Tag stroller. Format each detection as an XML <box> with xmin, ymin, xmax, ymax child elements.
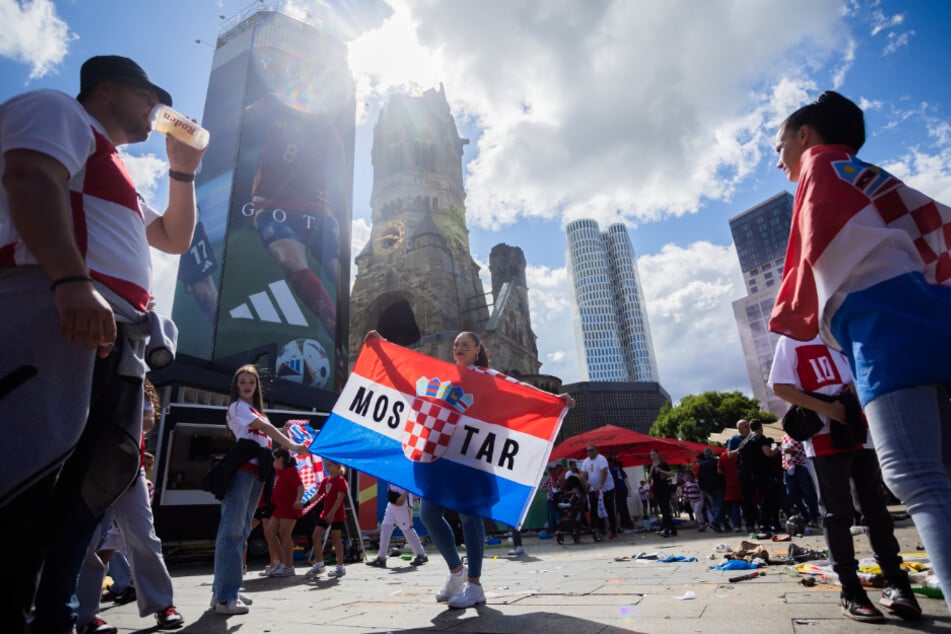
<box><xmin>553</xmin><ymin>475</ymin><xmax>603</xmax><ymax>544</ymax></box>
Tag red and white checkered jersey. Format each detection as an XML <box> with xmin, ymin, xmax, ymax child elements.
<box><xmin>0</xmin><ymin>90</ymin><xmax>156</xmax><ymax>311</ymax></box>
<box><xmin>768</xmin><ymin>335</ymin><xmax>873</xmax><ymax>458</ymax></box>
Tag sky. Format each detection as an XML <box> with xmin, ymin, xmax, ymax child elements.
<box><xmin>3</xmin><ymin>0</ymin><xmax>951</xmax><ymax>404</ymax></box>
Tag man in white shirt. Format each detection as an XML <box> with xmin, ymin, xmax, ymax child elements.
<box><xmin>581</xmin><ymin>446</ymin><xmax>617</xmax><ymax>538</ymax></box>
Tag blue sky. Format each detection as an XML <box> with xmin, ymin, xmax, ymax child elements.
<box><xmin>3</xmin><ymin>0</ymin><xmax>951</xmax><ymax>402</ymax></box>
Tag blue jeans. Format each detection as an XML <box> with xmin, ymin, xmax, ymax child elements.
<box><xmin>212</xmin><ymin>469</ymin><xmax>263</xmax><ymax>604</ymax></box>
<box><xmin>705</xmin><ymin>489</ymin><xmax>725</xmax><ymax>527</ymax></box>
<box><xmin>419</xmin><ymin>499</ymin><xmax>484</xmax><ymax>579</ymax></box>
<box><xmin>784</xmin><ymin>464</ymin><xmax>820</xmax><ymax>522</ymax></box>
<box><xmin>546</xmin><ymin>499</ymin><xmax>560</xmax><ymax>531</ymax></box>
<box><xmin>865</xmin><ymin>385</ymin><xmax>951</xmax><ymax>613</ymax></box>
<box><xmin>107</xmin><ymin>551</ymin><xmax>133</xmax><ymax>593</ymax></box>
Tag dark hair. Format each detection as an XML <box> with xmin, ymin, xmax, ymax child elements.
<box><xmin>230</xmin><ymin>364</ymin><xmax>265</xmax><ymax>413</ymax></box>
<box><xmin>781</xmin><ymin>90</ymin><xmax>865</xmax><ymax>152</ymax></box>
<box><xmin>273</xmin><ymin>448</ymin><xmax>291</xmax><ymax>466</ymax></box>
<box><xmin>749</xmin><ymin>419</ymin><xmax>763</xmax><ymax>432</ymax></box>
<box><xmin>457</xmin><ymin>331</ymin><xmax>490</xmax><ymax>367</ymax></box>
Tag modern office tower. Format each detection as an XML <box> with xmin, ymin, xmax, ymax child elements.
<box><xmin>729</xmin><ymin>191</ymin><xmax>794</xmax><ymax>417</ymax></box>
<box><xmin>565</xmin><ymin>219</ymin><xmax>659</xmax><ymax>382</ymax></box>
<box><xmin>170</xmin><ymin>4</ymin><xmax>355</xmax><ymax>399</ymax></box>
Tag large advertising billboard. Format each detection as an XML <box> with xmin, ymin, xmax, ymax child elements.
<box><xmin>173</xmin><ymin>15</ymin><xmax>354</xmax><ymax>396</ymax></box>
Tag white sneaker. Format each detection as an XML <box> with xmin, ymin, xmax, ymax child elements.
<box><xmin>258</xmin><ymin>563</ymin><xmax>278</xmax><ymax>577</ymax></box>
<box><xmin>212</xmin><ymin>593</ymin><xmax>254</xmax><ymax>608</ymax></box>
<box><xmin>304</xmin><ymin>562</ymin><xmax>326</xmax><ymax>578</ymax></box>
<box><xmin>213</xmin><ymin>597</ymin><xmax>250</xmax><ymax>615</ymax></box>
<box><xmin>327</xmin><ymin>565</ymin><xmax>346</xmax><ymax>578</ymax></box>
<box><xmin>436</xmin><ymin>566</ymin><xmax>467</xmax><ymax>602</ymax></box>
<box><xmin>448</xmin><ymin>581</ymin><xmax>486</xmax><ymax>609</ymax></box>
<box><xmin>269</xmin><ymin>563</ymin><xmax>295</xmax><ymax>577</ymax></box>
<box><xmin>507</xmin><ymin>546</ymin><xmax>524</xmax><ymax>556</ymax></box>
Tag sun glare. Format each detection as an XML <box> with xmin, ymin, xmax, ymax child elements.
<box><xmin>347</xmin><ymin>2</ymin><xmax>445</xmax><ymax>117</ymax></box>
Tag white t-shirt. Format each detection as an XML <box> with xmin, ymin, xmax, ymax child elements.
<box><xmin>227</xmin><ymin>400</ymin><xmax>272</xmax><ymax>464</ymax></box>
<box><xmin>0</xmin><ymin>89</ymin><xmax>157</xmax><ymax>311</ymax></box>
<box><xmin>767</xmin><ymin>335</ymin><xmax>873</xmax><ymax>458</ymax></box>
<box><xmin>581</xmin><ymin>453</ymin><xmax>614</xmax><ymax>492</ymax></box>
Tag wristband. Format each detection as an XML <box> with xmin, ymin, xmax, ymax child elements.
<box><xmin>50</xmin><ymin>275</ymin><xmax>94</xmax><ymax>291</ymax></box>
<box><xmin>168</xmin><ymin>169</ymin><xmax>195</xmax><ymax>183</ymax></box>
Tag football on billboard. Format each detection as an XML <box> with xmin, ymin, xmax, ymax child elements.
<box><xmin>276</xmin><ymin>338</ymin><xmax>331</xmax><ymax>388</ymax></box>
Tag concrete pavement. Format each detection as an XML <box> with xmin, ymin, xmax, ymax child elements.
<box><xmin>96</xmin><ymin>516</ymin><xmax>949</xmax><ymax>633</ymax></box>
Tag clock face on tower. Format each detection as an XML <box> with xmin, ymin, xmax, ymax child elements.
<box><xmin>374</xmin><ymin>219</ymin><xmax>406</xmax><ymax>255</ymax></box>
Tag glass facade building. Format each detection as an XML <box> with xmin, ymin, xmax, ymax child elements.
<box><xmin>729</xmin><ymin>192</ymin><xmax>794</xmax><ymax>417</ymax></box>
<box><xmin>566</xmin><ymin>219</ymin><xmax>659</xmax><ymax>382</ymax></box>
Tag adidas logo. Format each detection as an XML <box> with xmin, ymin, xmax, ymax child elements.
<box><xmin>229</xmin><ymin>280</ymin><xmax>309</xmax><ymax>326</ymax></box>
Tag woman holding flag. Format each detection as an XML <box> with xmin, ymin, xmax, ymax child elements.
<box><xmin>770</xmin><ymin>90</ymin><xmax>951</xmax><ymax>615</ymax></box>
<box><xmin>415</xmin><ymin>331</ymin><xmax>574</xmax><ymax>609</ymax></box>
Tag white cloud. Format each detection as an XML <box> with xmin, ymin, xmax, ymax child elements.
<box><xmin>119</xmin><ymin>150</ymin><xmax>168</xmax><ymax>204</ymax></box>
<box><xmin>525</xmin><ymin>264</ymin><xmax>579</xmax><ymax>381</ymax></box>
<box><xmin>520</xmin><ymin>243</ymin><xmax>753</xmax><ymax>403</ymax></box>
<box><xmin>349</xmin><ymin>218</ymin><xmax>371</xmax><ymax>289</ymax></box>
<box><xmin>637</xmin><ymin>241</ymin><xmax>751</xmax><ymax>401</ymax></box>
<box><xmin>0</xmin><ymin>0</ymin><xmax>75</xmax><ymax>80</ymax></box>
<box><xmin>869</xmin><ymin>8</ymin><xmax>904</xmax><ymax>36</ymax></box>
<box><xmin>883</xmin><ymin>30</ymin><xmax>915</xmax><ymax>56</ymax></box>
<box><xmin>348</xmin><ymin>0</ymin><xmax>847</xmax><ymax>230</ymax></box>
<box><xmin>832</xmin><ymin>37</ymin><xmax>856</xmax><ymax>88</ymax></box>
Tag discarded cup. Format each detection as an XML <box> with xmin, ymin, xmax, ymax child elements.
<box><xmin>150</xmin><ymin>104</ymin><xmax>209</xmax><ymax>149</ymax></box>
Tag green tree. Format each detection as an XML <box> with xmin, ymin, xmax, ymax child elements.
<box><xmin>649</xmin><ymin>390</ymin><xmax>776</xmax><ymax>443</ymax></box>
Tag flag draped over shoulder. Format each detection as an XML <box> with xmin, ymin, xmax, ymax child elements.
<box><xmin>286</xmin><ymin>420</ymin><xmax>325</xmax><ymax>514</ymax></box>
<box><xmin>769</xmin><ymin>144</ymin><xmax>951</xmax><ymax>346</ymax></box>
<box><xmin>309</xmin><ymin>335</ymin><xmax>568</xmax><ymax>528</ymax></box>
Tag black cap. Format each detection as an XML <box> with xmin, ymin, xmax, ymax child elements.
<box><xmin>76</xmin><ymin>55</ymin><xmax>172</xmax><ymax>107</ymax></box>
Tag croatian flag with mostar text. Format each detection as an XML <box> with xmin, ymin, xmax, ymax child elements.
<box><xmin>309</xmin><ymin>334</ymin><xmax>568</xmax><ymax>528</ymax></box>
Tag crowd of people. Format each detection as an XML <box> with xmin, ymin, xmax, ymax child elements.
<box><xmin>1</xmin><ymin>48</ymin><xmax>949</xmax><ymax>633</ymax></box>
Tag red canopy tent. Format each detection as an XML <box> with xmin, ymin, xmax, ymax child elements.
<box><xmin>548</xmin><ymin>425</ymin><xmax>697</xmax><ymax>466</ymax></box>
<box><xmin>662</xmin><ymin>439</ymin><xmax>726</xmax><ymax>465</ymax></box>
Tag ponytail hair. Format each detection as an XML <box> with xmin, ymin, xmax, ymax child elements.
<box><xmin>458</xmin><ymin>331</ymin><xmax>490</xmax><ymax>368</ymax></box>
<box><xmin>781</xmin><ymin>90</ymin><xmax>865</xmax><ymax>152</ymax></box>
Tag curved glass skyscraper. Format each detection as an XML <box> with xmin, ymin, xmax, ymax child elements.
<box><xmin>566</xmin><ymin>219</ymin><xmax>659</xmax><ymax>382</ymax></box>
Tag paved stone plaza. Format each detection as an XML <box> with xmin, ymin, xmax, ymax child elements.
<box><xmin>97</xmin><ymin>515</ymin><xmax>948</xmax><ymax>633</ymax></box>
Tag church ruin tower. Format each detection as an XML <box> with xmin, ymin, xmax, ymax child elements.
<box><xmin>349</xmin><ymin>86</ymin><xmax>487</xmax><ymax>359</ymax></box>
<box><xmin>485</xmin><ymin>244</ymin><xmax>540</xmax><ymax>375</ymax></box>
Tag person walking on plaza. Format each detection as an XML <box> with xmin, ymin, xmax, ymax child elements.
<box><xmin>71</xmin><ymin>381</ymin><xmax>184</xmax><ymax>634</ymax></box>
<box><xmin>581</xmin><ymin>445</ymin><xmax>617</xmax><ymax>538</ymax></box>
<box><xmin>697</xmin><ymin>448</ymin><xmax>726</xmax><ymax>532</ymax></box>
<box><xmin>305</xmin><ymin>460</ymin><xmax>349</xmax><ymax>579</ymax></box>
<box><xmin>727</xmin><ymin>419</ymin><xmax>757</xmax><ymax>532</ymax></box>
<box><xmin>735</xmin><ymin>420</ymin><xmax>783</xmax><ymax>533</ymax></box>
<box><xmin>0</xmin><ymin>54</ymin><xmax>206</xmax><ymax>633</ymax></box>
<box><xmin>384</xmin><ymin>330</ymin><xmax>573</xmax><ymax>609</ymax></box>
<box><xmin>262</xmin><ymin>448</ymin><xmax>305</xmax><ymax>577</ymax></box>
<box><xmin>211</xmin><ymin>365</ymin><xmax>307</xmax><ymax>615</ymax></box>
<box><xmin>366</xmin><ymin>483</ymin><xmax>428</xmax><ymax>568</ymax></box>
<box><xmin>769</xmin><ymin>334</ymin><xmax>920</xmax><ymax>622</ymax></box>
<box><xmin>780</xmin><ymin>433</ymin><xmax>820</xmax><ymax>527</ymax></box>
<box><xmin>609</xmin><ymin>457</ymin><xmax>634</xmax><ymax>532</ymax></box>
<box><xmin>540</xmin><ymin>464</ymin><xmax>563</xmax><ymax>531</ymax></box>
<box><xmin>648</xmin><ymin>450</ymin><xmax>676</xmax><ymax>537</ymax></box>
<box><xmin>770</xmin><ymin>89</ymin><xmax>951</xmax><ymax>616</ymax></box>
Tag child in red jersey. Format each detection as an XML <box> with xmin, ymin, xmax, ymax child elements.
<box><xmin>305</xmin><ymin>461</ymin><xmax>348</xmax><ymax>579</ymax></box>
<box><xmin>263</xmin><ymin>449</ymin><xmax>304</xmax><ymax>577</ymax></box>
